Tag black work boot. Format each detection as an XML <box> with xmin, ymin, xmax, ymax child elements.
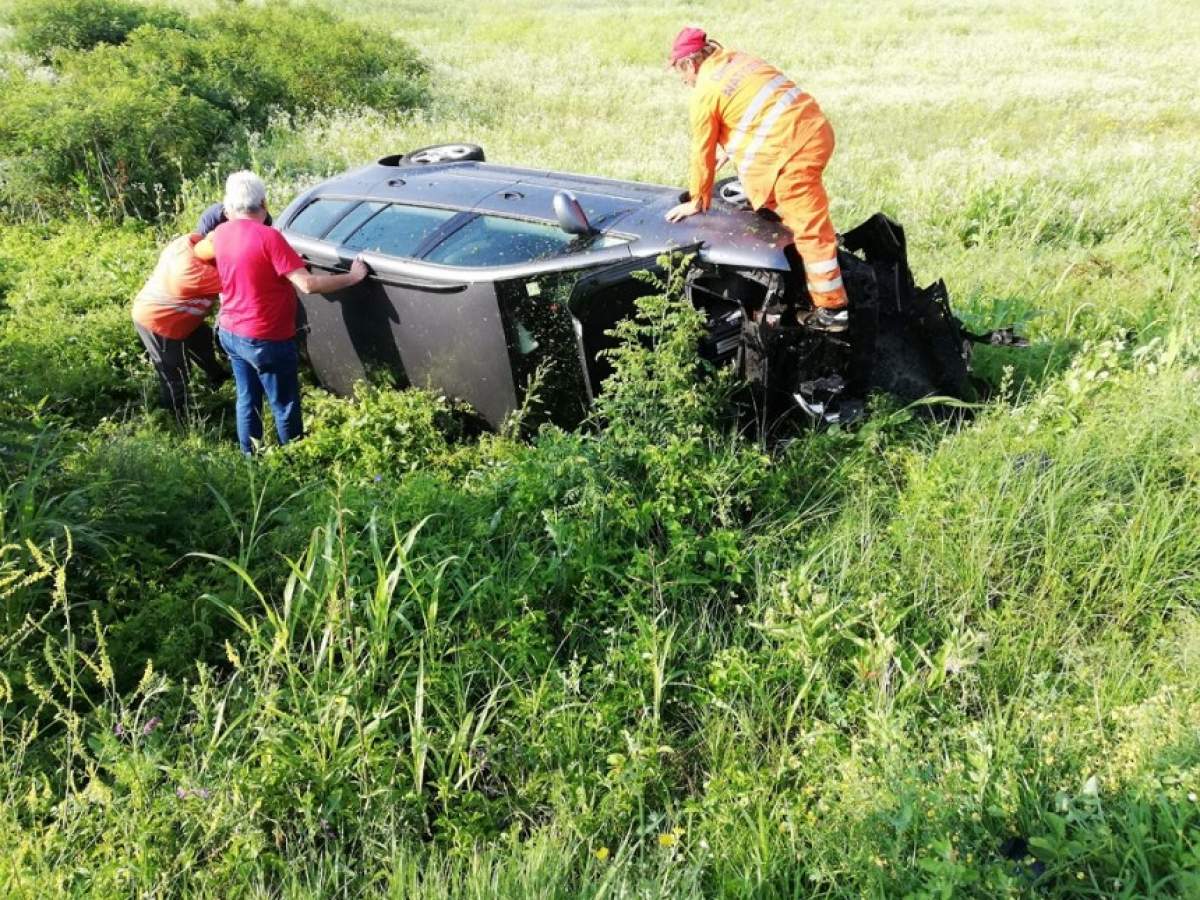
<box><xmin>799</xmin><ymin>307</ymin><xmax>850</xmax><ymax>333</ymax></box>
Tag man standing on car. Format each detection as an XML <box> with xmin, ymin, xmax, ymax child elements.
<box><xmin>132</xmin><ymin>232</ymin><xmax>228</xmax><ymax>421</ymax></box>
<box><xmin>196</xmin><ymin>171</ymin><xmax>368</xmax><ymax>454</ymax></box>
<box><xmin>664</xmin><ymin>27</ymin><xmax>849</xmax><ymax>332</ymax></box>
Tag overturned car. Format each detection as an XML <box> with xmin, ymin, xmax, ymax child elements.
<box><xmin>278</xmin><ymin>143</ymin><xmax>1021</xmax><ymax>430</ymax></box>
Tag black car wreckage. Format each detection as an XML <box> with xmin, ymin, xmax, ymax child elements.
<box><xmin>278</xmin><ymin>142</ymin><xmax>1024</xmax><ymax>431</ymax></box>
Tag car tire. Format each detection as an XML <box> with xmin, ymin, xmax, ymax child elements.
<box><xmin>715</xmin><ymin>176</ymin><xmax>751</xmax><ymax>210</ymax></box>
<box><xmin>402</xmin><ymin>143</ymin><xmax>486</xmax><ymax>165</ymax></box>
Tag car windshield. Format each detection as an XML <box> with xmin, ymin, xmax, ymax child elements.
<box><xmin>423</xmin><ymin>215</ymin><xmax>626</xmax><ymax>268</ymax></box>
<box><xmin>341</xmin><ymin>204</ymin><xmax>458</xmax><ymax>258</ymax></box>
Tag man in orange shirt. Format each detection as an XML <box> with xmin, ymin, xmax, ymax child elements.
<box><xmin>131</xmin><ymin>233</ymin><xmax>228</xmax><ymax>421</ymax></box>
<box><xmin>664</xmin><ymin>27</ymin><xmax>849</xmax><ymax>333</ymax></box>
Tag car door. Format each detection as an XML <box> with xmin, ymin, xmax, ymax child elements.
<box><xmin>284</xmin><ymin>200</ymin><xmax>635</xmax><ymax>429</ymax></box>
<box><xmin>290</xmin><ymin>235</ymin><xmax>408</xmax><ymax>396</ymax></box>
<box><xmin>286</xmin><ymin>200</ymin><xmax>521</xmax><ymax>427</ymax></box>
<box><xmin>416</xmin><ymin>212</ymin><xmax>636</xmax><ymax>429</ymax></box>
<box><xmin>361</xmin><ymin>259</ymin><xmax>519</xmax><ymax>428</ymax></box>
<box><xmin>286</xmin><ymin>198</ymin><xmax>407</xmax><ymax>395</ymax></box>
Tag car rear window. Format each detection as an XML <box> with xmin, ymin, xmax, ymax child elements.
<box><xmin>423</xmin><ymin>215</ymin><xmax>579</xmax><ymax>268</ymax></box>
<box><xmin>341</xmin><ymin>204</ymin><xmax>458</xmax><ymax>258</ymax></box>
<box><xmin>287</xmin><ymin>198</ymin><xmax>356</xmax><ymax>238</ymax></box>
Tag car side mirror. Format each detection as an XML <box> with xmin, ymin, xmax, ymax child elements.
<box><xmin>553</xmin><ymin>190</ymin><xmax>595</xmax><ymax>236</ymax></box>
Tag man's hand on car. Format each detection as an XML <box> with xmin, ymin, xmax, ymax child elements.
<box><xmin>287</xmin><ymin>254</ymin><xmax>370</xmax><ymax>296</ymax></box>
<box><xmin>665</xmin><ymin>197</ymin><xmax>706</xmax><ymax>222</ymax></box>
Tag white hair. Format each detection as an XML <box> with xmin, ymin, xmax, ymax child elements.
<box><xmin>223</xmin><ymin>170</ymin><xmax>267</xmax><ymax>215</ymax></box>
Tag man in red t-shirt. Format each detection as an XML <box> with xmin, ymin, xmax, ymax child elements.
<box><xmin>196</xmin><ymin>170</ymin><xmax>367</xmax><ymax>453</ymax></box>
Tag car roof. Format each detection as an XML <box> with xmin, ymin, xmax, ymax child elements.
<box><xmin>283</xmin><ymin>157</ymin><xmax>795</xmax><ymax>271</ymax></box>
<box><xmin>303</xmin><ymin>159</ymin><xmax>673</xmax><ymax>221</ymax></box>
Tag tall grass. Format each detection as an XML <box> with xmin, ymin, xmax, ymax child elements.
<box><xmin>2</xmin><ymin>0</ymin><xmax>1199</xmax><ymax>896</ymax></box>
<box><xmin>3</xmin><ymin>300</ymin><xmax>1198</xmax><ymax>896</ymax></box>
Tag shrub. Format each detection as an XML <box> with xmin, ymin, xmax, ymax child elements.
<box><xmin>6</xmin><ymin>0</ymin><xmax>187</xmax><ymax>60</ymax></box>
<box><xmin>195</xmin><ymin>2</ymin><xmax>428</xmax><ymax>120</ymax></box>
<box><xmin>0</xmin><ymin>222</ymin><xmax>158</xmax><ymax>414</ymax></box>
<box><xmin>591</xmin><ymin>255</ymin><xmax>732</xmax><ymax>443</ymax></box>
<box><xmin>0</xmin><ymin>60</ymin><xmax>233</xmax><ymax>220</ymax></box>
<box><xmin>288</xmin><ymin>383</ymin><xmax>464</xmax><ymax>480</ymax></box>
<box><xmin>82</xmin><ymin>4</ymin><xmax>429</xmax><ymax>133</ymax></box>
<box><xmin>0</xmin><ymin>1</ymin><xmax>428</xmax><ymax>220</ymax></box>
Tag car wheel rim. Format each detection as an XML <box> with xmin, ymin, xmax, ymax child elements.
<box><xmin>411</xmin><ymin>144</ymin><xmax>475</xmax><ymax>164</ymax></box>
<box><xmin>720</xmin><ymin>181</ymin><xmax>748</xmax><ymax>205</ymax></box>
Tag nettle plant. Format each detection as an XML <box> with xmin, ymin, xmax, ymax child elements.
<box><xmin>592</xmin><ymin>253</ymin><xmax>734</xmax><ymax>444</ymax></box>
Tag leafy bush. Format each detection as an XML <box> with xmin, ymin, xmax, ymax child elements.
<box><xmin>0</xmin><ymin>1</ymin><xmax>428</xmax><ymax>219</ymax></box>
<box><xmin>289</xmin><ymin>384</ymin><xmax>465</xmax><ymax>480</ymax></box>
<box><xmin>6</xmin><ymin>0</ymin><xmax>186</xmax><ymax>60</ymax></box>
<box><xmin>591</xmin><ymin>257</ymin><xmax>732</xmax><ymax>443</ymax></box>
<box><xmin>0</xmin><ymin>222</ymin><xmax>158</xmax><ymax>414</ymax></box>
<box><xmin>0</xmin><ymin>61</ymin><xmax>233</xmax><ymax>220</ymax></box>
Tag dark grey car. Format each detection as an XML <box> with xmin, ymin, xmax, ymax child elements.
<box><xmin>278</xmin><ymin>143</ymin><xmax>1019</xmax><ymax>429</ymax></box>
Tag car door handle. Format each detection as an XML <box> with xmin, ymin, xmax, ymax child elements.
<box><xmin>370</xmin><ymin>274</ymin><xmax>470</xmax><ymax>293</ymax></box>
<box><xmin>300</xmin><ymin>253</ymin><xmax>342</xmax><ymax>269</ymax></box>
<box><xmin>300</xmin><ymin>251</ymin><xmax>467</xmax><ymax>292</ymax></box>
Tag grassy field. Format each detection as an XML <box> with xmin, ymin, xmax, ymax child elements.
<box><xmin>2</xmin><ymin>0</ymin><xmax>1199</xmax><ymax>896</ymax></box>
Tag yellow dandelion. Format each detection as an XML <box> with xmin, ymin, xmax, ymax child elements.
<box><xmin>658</xmin><ymin>833</ymin><xmax>678</xmax><ymax>848</ymax></box>
<box><xmin>594</xmin><ymin>847</ymin><xmax>610</xmax><ymax>862</ymax></box>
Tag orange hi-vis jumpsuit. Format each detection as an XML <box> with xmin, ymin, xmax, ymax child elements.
<box><xmin>687</xmin><ymin>49</ymin><xmax>848</xmax><ymax>310</ymax></box>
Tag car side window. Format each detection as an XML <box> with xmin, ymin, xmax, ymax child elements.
<box><xmin>423</xmin><ymin>215</ymin><xmax>579</xmax><ymax>268</ymax></box>
<box><xmin>287</xmin><ymin>198</ymin><xmax>356</xmax><ymax>238</ymax></box>
<box><xmin>324</xmin><ymin>201</ymin><xmax>386</xmax><ymax>245</ymax></box>
<box><xmin>341</xmin><ymin>204</ymin><xmax>458</xmax><ymax>258</ymax></box>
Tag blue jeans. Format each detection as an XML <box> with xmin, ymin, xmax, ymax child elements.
<box><xmin>218</xmin><ymin>330</ymin><xmax>303</xmax><ymax>454</ymax></box>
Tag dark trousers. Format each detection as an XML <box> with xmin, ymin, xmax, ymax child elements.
<box><xmin>135</xmin><ymin>322</ymin><xmax>229</xmax><ymax>422</ymax></box>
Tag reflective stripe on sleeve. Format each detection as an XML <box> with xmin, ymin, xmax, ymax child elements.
<box><xmin>738</xmin><ymin>86</ymin><xmax>805</xmax><ymax>170</ymax></box>
<box><xmin>137</xmin><ymin>296</ymin><xmax>212</xmax><ymax>316</ymax></box>
<box><xmin>805</xmin><ymin>257</ymin><xmax>840</xmax><ymax>275</ymax></box>
<box><xmin>723</xmin><ymin>74</ymin><xmax>789</xmax><ymax>156</ymax></box>
<box><xmin>806</xmin><ymin>276</ymin><xmax>845</xmax><ymax>293</ymax></box>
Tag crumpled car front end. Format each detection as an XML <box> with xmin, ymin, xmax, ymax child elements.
<box><xmin>683</xmin><ymin>210</ymin><xmax>1024</xmax><ymax>431</ymax></box>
